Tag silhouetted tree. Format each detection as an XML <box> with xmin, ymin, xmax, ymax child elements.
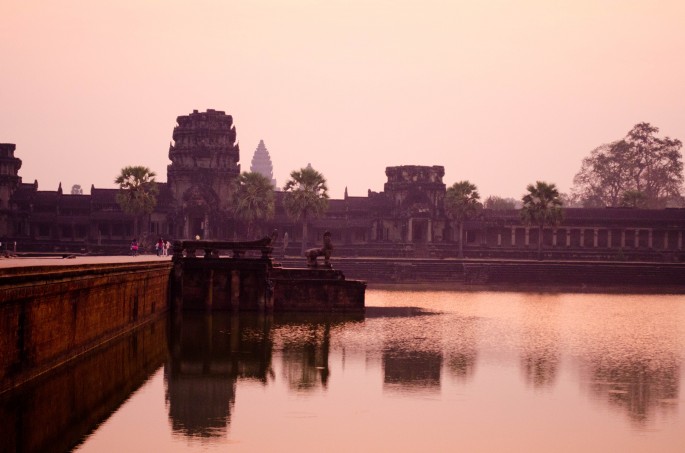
<box><xmin>620</xmin><ymin>190</ymin><xmax>647</xmax><ymax>208</ymax></box>
<box><xmin>520</xmin><ymin>181</ymin><xmax>563</xmax><ymax>260</ymax></box>
<box><xmin>114</xmin><ymin>166</ymin><xmax>158</xmax><ymax>238</ymax></box>
<box><xmin>232</xmin><ymin>171</ymin><xmax>275</xmax><ymax>238</ymax></box>
<box><xmin>283</xmin><ymin>166</ymin><xmax>329</xmax><ymax>255</ymax></box>
<box><xmin>445</xmin><ymin>181</ymin><xmax>481</xmax><ymax>258</ymax></box>
<box><xmin>70</xmin><ymin>184</ymin><xmax>83</xmax><ymax>195</ymax></box>
<box><xmin>572</xmin><ymin>123</ymin><xmax>683</xmax><ymax>208</ymax></box>
<box><xmin>484</xmin><ymin>195</ymin><xmax>518</xmax><ymax>210</ymax></box>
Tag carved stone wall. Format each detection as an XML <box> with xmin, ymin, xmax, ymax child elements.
<box><xmin>0</xmin><ymin>144</ymin><xmax>22</xmax><ymax>236</ymax></box>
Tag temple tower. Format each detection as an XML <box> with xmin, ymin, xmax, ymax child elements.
<box><xmin>0</xmin><ymin>143</ymin><xmax>22</xmax><ymax>236</ymax></box>
<box><xmin>383</xmin><ymin>165</ymin><xmax>446</xmax><ymax>243</ymax></box>
<box><xmin>167</xmin><ymin>109</ymin><xmax>241</xmax><ymax>239</ymax></box>
<box><xmin>249</xmin><ymin>140</ymin><xmax>277</xmax><ymax>187</ymax></box>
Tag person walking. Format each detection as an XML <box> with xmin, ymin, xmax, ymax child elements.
<box><xmin>130</xmin><ymin>239</ymin><xmax>138</xmax><ymax>256</ymax></box>
<box><xmin>156</xmin><ymin>237</ymin><xmax>164</xmax><ymax>257</ymax></box>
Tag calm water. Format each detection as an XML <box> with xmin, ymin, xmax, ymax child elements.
<box><xmin>8</xmin><ymin>289</ymin><xmax>685</xmax><ymax>452</ymax></box>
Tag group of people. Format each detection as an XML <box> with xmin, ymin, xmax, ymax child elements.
<box><xmin>129</xmin><ymin>238</ymin><xmax>171</xmax><ymax>257</ymax></box>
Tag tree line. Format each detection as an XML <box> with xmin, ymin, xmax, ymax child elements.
<box><xmin>113</xmin><ymin>122</ymin><xmax>682</xmax><ymax>258</ymax></box>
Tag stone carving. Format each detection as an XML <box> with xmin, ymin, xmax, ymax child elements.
<box><xmin>305</xmin><ymin>231</ymin><xmax>333</xmax><ymax>268</ymax></box>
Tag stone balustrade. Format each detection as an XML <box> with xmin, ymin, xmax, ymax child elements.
<box><xmin>172</xmin><ymin>238</ymin><xmax>274</xmax><ymax>260</ymax></box>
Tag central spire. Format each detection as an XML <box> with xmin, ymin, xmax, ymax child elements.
<box><xmin>250</xmin><ymin>140</ymin><xmax>277</xmax><ymax>187</ymax></box>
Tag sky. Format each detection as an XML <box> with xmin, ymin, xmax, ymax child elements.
<box><xmin>1</xmin><ymin>0</ymin><xmax>684</xmax><ymax>200</ymax></box>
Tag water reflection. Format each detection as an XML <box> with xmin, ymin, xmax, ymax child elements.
<box><xmin>279</xmin><ymin>322</ymin><xmax>331</xmax><ymax>390</ymax></box>
<box><xmin>383</xmin><ymin>349</ymin><xmax>442</xmax><ymax>391</ymax></box>
<box><xmin>165</xmin><ymin>313</ymin><xmax>274</xmax><ymax>438</ymax></box>
<box><xmin>564</xmin><ymin>296</ymin><xmax>683</xmax><ymax>426</ymax></box>
<box><xmin>165</xmin><ymin>312</ymin><xmax>363</xmax><ymax>438</ymax></box>
<box><xmin>588</xmin><ymin>359</ymin><xmax>680</xmax><ymax>425</ymax></box>
<box><xmin>444</xmin><ymin>316</ymin><xmax>478</xmax><ymax>383</ymax></box>
<box><xmin>519</xmin><ymin>297</ymin><xmax>560</xmax><ymax>388</ymax></box>
<box><xmin>0</xmin><ymin>317</ymin><xmax>167</xmax><ymax>452</ymax></box>
<box><xmin>5</xmin><ymin>291</ymin><xmax>685</xmax><ymax>451</ymax></box>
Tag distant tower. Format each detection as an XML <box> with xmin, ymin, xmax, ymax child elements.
<box><xmin>0</xmin><ymin>143</ymin><xmax>22</xmax><ymax>236</ymax></box>
<box><xmin>250</xmin><ymin>140</ymin><xmax>277</xmax><ymax>187</ymax></box>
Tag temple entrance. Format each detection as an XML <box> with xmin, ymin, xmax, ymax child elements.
<box><xmin>188</xmin><ymin>216</ymin><xmax>204</xmax><ymax>239</ymax></box>
<box><xmin>412</xmin><ymin>219</ymin><xmax>429</xmax><ymax>243</ymax></box>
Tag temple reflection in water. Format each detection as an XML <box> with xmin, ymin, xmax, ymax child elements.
<box><xmin>1</xmin><ymin>291</ymin><xmax>683</xmax><ymax>451</ymax></box>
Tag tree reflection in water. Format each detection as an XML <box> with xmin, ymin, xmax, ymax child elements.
<box><xmin>565</xmin><ymin>296</ymin><xmax>682</xmax><ymax>427</ymax></box>
<box><xmin>519</xmin><ymin>296</ymin><xmax>561</xmax><ymax>389</ymax></box>
<box><xmin>586</xmin><ymin>358</ymin><xmax>680</xmax><ymax>425</ymax></box>
<box><xmin>164</xmin><ymin>312</ymin><xmax>362</xmax><ymax>438</ymax></box>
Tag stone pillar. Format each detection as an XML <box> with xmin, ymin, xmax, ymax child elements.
<box><xmin>634</xmin><ymin>229</ymin><xmax>640</xmax><ymax>248</ymax></box>
<box><xmin>621</xmin><ymin>230</ymin><xmax>626</xmax><ymax>248</ymax></box>
<box><xmin>427</xmin><ymin>219</ymin><xmax>432</xmax><ymax>242</ymax></box>
<box><xmin>664</xmin><ymin>231</ymin><xmax>669</xmax><ymax>250</ymax></box>
<box><xmin>648</xmin><ymin>229</ymin><xmax>653</xmax><ymax>249</ymax></box>
<box><xmin>552</xmin><ymin>229</ymin><xmax>557</xmax><ymax>247</ymax></box>
<box><xmin>679</xmin><ymin>231</ymin><xmax>683</xmax><ymax>250</ymax></box>
<box><xmin>408</xmin><ymin>219</ymin><xmax>413</xmax><ymax>243</ymax></box>
<box><xmin>566</xmin><ymin>229</ymin><xmax>571</xmax><ymax>247</ymax></box>
<box><xmin>593</xmin><ymin>228</ymin><xmax>598</xmax><ymax>248</ymax></box>
<box><xmin>525</xmin><ymin>227</ymin><xmax>530</xmax><ymax>247</ymax></box>
<box><xmin>183</xmin><ymin>216</ymin><xmax>189</xmax><ymax>239</ymax></box>
<box><xmin>580</xmin><ymin>229</ymin><xmax>585</xmax><ymax>247</ymax></box>
<box><xmin>511</xmin><ymin>227</ymin><xmax>516</xmax><ymax>246</ymax></box>
<box><xmin>497</xmin><ymin>232</ymin><xmax>502</xmax><ymax>246</ymax></box>
<box><xmin>203</xmin><ymin>213</ymin><xmax>210</xmax><ymax>240</ymax></box>
<box><xmin>607</xmin><ymin>230</ymin><xmax>612</xmax><ymax>248</ymax></box>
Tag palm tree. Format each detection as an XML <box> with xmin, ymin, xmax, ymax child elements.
<box><xmin>283</xmin><ymin>166</ymin><xmax>329</xmax><ymax>255</ymax></box>
<box><xmin>114</xmin><ymin>166</ymin><xmax>159</xmax><ymax>239</ymax></box>
<box><xmin>520</xmin><ymin>181</ymin><xmax>564</xmax><ymax>260</ymax></box>
<box><xmin>232</xmin><ymin>171</ymin><xmax>275</xmax><ymax>238</ymax></box>
<box><xmin>444</xmin><ymin>181</ymin><xmax>481</xmax><ymax>258</ymax></box>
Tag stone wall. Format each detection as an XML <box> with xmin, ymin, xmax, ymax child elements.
<box><xmin>269</xmin><ymin>268</ymin><xmax>366</xmax><ymax>312</ymax></box>
<box><xmin>174</xmin><ymin>257</ymin><xmax>272</xmax><ymax>311</ymax></box>
<box><xmin>0</xmin><ymin>316</ymin><xmax>167</xmax><ymax>452</ymax></box>
<box><xmin>0</xmin><ymin>262</ymin><xmax>172</xmax><ymax>393</ymax></box>
<box><xmin>279</xmin><ymin>257</ymin><xmax>685</xmax><ymax>290</ymax></box>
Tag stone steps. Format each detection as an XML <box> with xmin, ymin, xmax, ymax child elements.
<box><xmin>276</xmin><ymin>257</ymin><xmax>685</xmax><ymax>288</ymax></box>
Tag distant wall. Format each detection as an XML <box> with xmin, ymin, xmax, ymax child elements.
<box><xmin>279</xmin><ymin>257</ymin><xmax>685</xmax><ymax>290</ymax></box>
<box><xmin>0</xmin><ymin>262</ymin><xmax>172</xmax><ymax>393</ymax></box>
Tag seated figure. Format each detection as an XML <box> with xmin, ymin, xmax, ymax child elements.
<box><xmin>305</xmin><ymin>231</ymin><xmax>333</xmax><ymax>268</ymax></box>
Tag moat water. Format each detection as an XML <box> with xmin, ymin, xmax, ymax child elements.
<box><xmin>5</xmin><ymin>288</ymin><xmax>685</xmax><ymax>452</ymax></box>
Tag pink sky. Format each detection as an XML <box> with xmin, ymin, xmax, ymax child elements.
<box><xmin>2</xmin><ymin>0</ymin><xmax>684</xmax><ymax>199</ymax></box>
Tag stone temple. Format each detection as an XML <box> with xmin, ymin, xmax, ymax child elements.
<box><xmin>1</xmin><ymin>108</ymin><xmax>685</xmax><ymax>260</ymax></box>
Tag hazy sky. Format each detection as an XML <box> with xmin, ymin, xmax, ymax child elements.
<box><xmin>2</xmin><ymin>0</ymin><xmax>684</xmax><ymax>199</ymax></box>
